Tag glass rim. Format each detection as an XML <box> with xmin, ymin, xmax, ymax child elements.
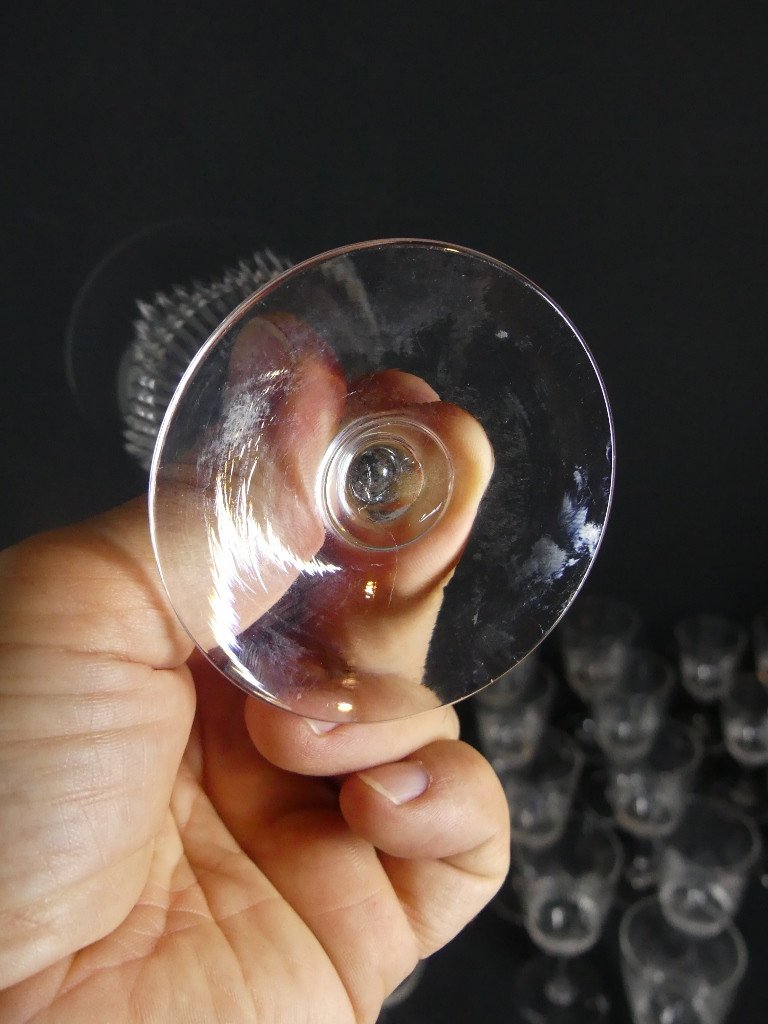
<box><xmin>619</xmin><ymin>894</ymin><xmax>748</xmax><ymax>987</ymax></box>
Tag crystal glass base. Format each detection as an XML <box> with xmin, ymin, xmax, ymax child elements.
<box><xmin>149</xmin><ymin>239</ymin><xmax>614</xmax><ymax>721</ymax></box>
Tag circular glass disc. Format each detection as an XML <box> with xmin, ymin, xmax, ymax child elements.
<box><xmin>149</xmin><ymin>238</ymin><xmax>614</xmax><ymax>722</ymax></box>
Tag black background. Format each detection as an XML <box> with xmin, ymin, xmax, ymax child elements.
<box><xmin>2</xmin><ymin>3</ymin><xmax>766</xmax><ymax>1021</ymax></box>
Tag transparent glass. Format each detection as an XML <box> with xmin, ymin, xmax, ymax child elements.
<box><xmin>674</xmin><ymin>614</ymin><xmax>747</xmax><ymax>705</ymax></box>
<box><xmin>498</xmin><ymin>727</ymin><xmax>584</xmax><ymax>848</ymax></box>
<box><xmin>659</xmin><ymin>797</ymin><xmax>761</xmax><ymax>938</ymax></box>
<box><xmin>620</xmin><ymin>896</ymin><xmax>747</xmax><ymax>1024</ymax></box>
<box><xmin>149</xmin><ymin>239</ymin><xmax>614</xmax><ymax>722</ymax></box>
<box><xmin>590</xmin><ymin>649</ymin><xmax>674</xmax><ymax>762</ymax></box>
<box><xmin>606</xmin><ymin>720</ymin><xmax>703</xmax><ymax>838</ymax></box>
<box><xmin>721</xmin><ymin>672</ymin><xmax>768</xmax><ymax>767</ymax></box>
<box><xmin>720</xmin><ymin>672</ymin><xmax>768</xmax><ymax>813</ymax></box>
<box><xmin>513</xmin><ymin>814</ymin><xmax>623</xmax><ymax>1023</ymax></box>
<box><xmin>473</xmin><ymin>662</ymin><xmax>556</xmax><ymax>771</ymax></box>
<box><xmin>560</xmin><ymin>595</ymin><xmax>640</xmax><ymax>701</ymax></box>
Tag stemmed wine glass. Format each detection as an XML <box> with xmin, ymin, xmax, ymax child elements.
<box><xmin>589</xmin><ymin>649</ymin><xmax>674</xmax><ymax>763</ymax></box>
<box><xmin>513</xmin><ymin>813</ymin><xmax>623</xmax><ymax>1023</ymax></box>
<box><xmin>473</xmin><ymin>661</ymin><xmax>556</xmax><ymax>772</ymax></box>
<box><xmin>499</xmin><ymin>728</ymin><xmax>584</xmax><ymax>849</ymax></box>
<box><xmin>675</xmin><ymin>615</ymin><xmax>747</xmax><ymax>704</ymax></box>
<box><xmin>557</xmin><ymin>595</ymin><xmax>640</xmax><ymax>765</ymax></box>
<box><xmin>141</xmin><ymin>238</ymin><xmax>614</xmax><ymax>722</ymax></box>
<box><xmin>658</xmin><ymin>796</ymin><xmax>761</xmax><ymax>938</ymax></box>
<box><xmin>719</xmin><ymin>672</ymin><xmax>768</xmax><ymax>815</ymax></box>
<box><xmin>673</xmin><ymin>614</ymin><xmax>747</xmax><ymax>766</ymax></box>
<box><xmin>606</xmin><ymin>720</ymin><xmax>702</xmax><ymax>892</ymax></box>
<box><xmin>493</xmin><ymin>726</ymin><xmax>582</xmax><ymax>924</ymax></box>
<box><xmin>560</xmin><ymin>595</ymin><xmax>641</xmax><ymax>703</ymax></box>
<box><xmin>620</xmin><ymin>895</ymin><xmax>747</xmax><ymax>1024</ymax></box>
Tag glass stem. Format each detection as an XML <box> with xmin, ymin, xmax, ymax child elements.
<box><xmin>545</xmin><ymin>956</ymin><xmax>578</xmax><ymax>1007</ymax></box>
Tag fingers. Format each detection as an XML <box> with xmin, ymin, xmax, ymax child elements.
<box><xmin>339</xmin><ymin>740</ymin><xmax>510</xmax><ymax>956</ymax></box>
<box><xmin>244</xmin><ymin>695</ymin><xmax>460</xmax><ymax>776</ymax></box>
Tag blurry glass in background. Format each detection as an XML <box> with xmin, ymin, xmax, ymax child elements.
<box><xmin>674</xmin><ymin>614</ymin><xmax>747</xmax><ymax>705</ymax></box>
<box><xmin>658</xmin><ymin>797</ymin><xmax>761</xmax><ymax>939</ymax></box>
<box><xmin>590</xmin><ymin>649</ymin><xmax>673</xmax><ymax>763</ymax></box>
<box><xmin>561</xmin><ymin>596</ymin><xmax>641</xmax><ymax>702</ymax></box>
<box><xmin>513</xmin><ymin>814</ymin><xmax>623</xmax><ymax>1023</ymax></box>
<box><xmin>620</xmin><ymin>896</ymin><xmax>747</xmax><ymax>1024</ymax></box>
<box><xmin>473</xmin><ymin>659</ymin><xmax>555</xmax><ymax>772</ymax></box>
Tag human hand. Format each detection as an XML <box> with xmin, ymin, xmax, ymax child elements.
<box><xmin>0</xmin><ymin>330</ymin><xmax>509</xmax><ymax>1023</ymax></box>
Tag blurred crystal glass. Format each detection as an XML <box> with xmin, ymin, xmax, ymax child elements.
<box><xmin>607</xmin><ymin>720</ymin><xmax>702</xmax><ymax>839</ymax></box>
<box><xmin>719</xmin><ymin>672</ymin><xmax>768</xmax><ymax>814</ymax></box>
<box><xmin>498</xmin><ymin>727</ymin><xmax>584</xmax><ymax>849</ymax></box>
<box><xmin>560</xmin><ymin>595</ymin><xmax>641</xmax><ymax>701</ymax></box>
<box><xmin>674</xmin><ymin>614</ymin><xmax>747</xmax><ymax>705</ymax></box>
<box><xmin>144</xmin><ymin>238</ymin><xmax>615</xmax><ymax>724</ymax></box>
<box><xmin>659</xmin><ymin>796</ymin><xmax>761</xmax><ymax>938</ymax></box>
<box><xmin>473</xmin><ymin>662</ymin><xmax>556</xmax><ymax>772</ymax></box>
<box><xmin>620</xmin><ymin>896</ymin><xmax>747</xmax><ymax>1024</ymax></box>
<box><xmin>513</xmin><ymin>813</ymin><xmax>623</xmax><ymax>1023</ymax></box>
<box><xmin>721</xmin><ymin>672</ymin><xmax>768</xmax><ymax>768</ymax></box>
<box><xmin>607</xmin><ymin>720</ymin><xmax>702</xmax><ymax>892</ymax></box>
<box><xmin>590</xmin><ymin>649</ymin><xmax>674</xmax><ymax>762</ymax></box>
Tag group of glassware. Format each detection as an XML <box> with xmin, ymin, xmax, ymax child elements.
<box><xmin>101</xmin><ymin>231</ymin><xmax>759</xmax><ymax>1021</ymax></box>
<box><xmin>470</xmin><ymin>597</ymin><xmax>768</xmax><ymax>1023</ymax></box>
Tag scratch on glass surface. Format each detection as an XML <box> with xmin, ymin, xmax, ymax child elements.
<box><xmin>560</xmin><ymin>468</ymin><xmax>601</xmax><ymax>557</ymax></box>
<box><xmin>521</xmin><ymin>536</ymin><xmax>573</xmax><ymax>582</ymax></box>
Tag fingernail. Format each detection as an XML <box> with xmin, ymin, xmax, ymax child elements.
<box><xmin>304</xmin><ymin>717</ymin><xmax>341</xmax><ymax>735</ymax></box>
<box><xmin>357</xmin><ymin>761</ymin><xmax>431</xmax><ymax>805</ymax></box>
